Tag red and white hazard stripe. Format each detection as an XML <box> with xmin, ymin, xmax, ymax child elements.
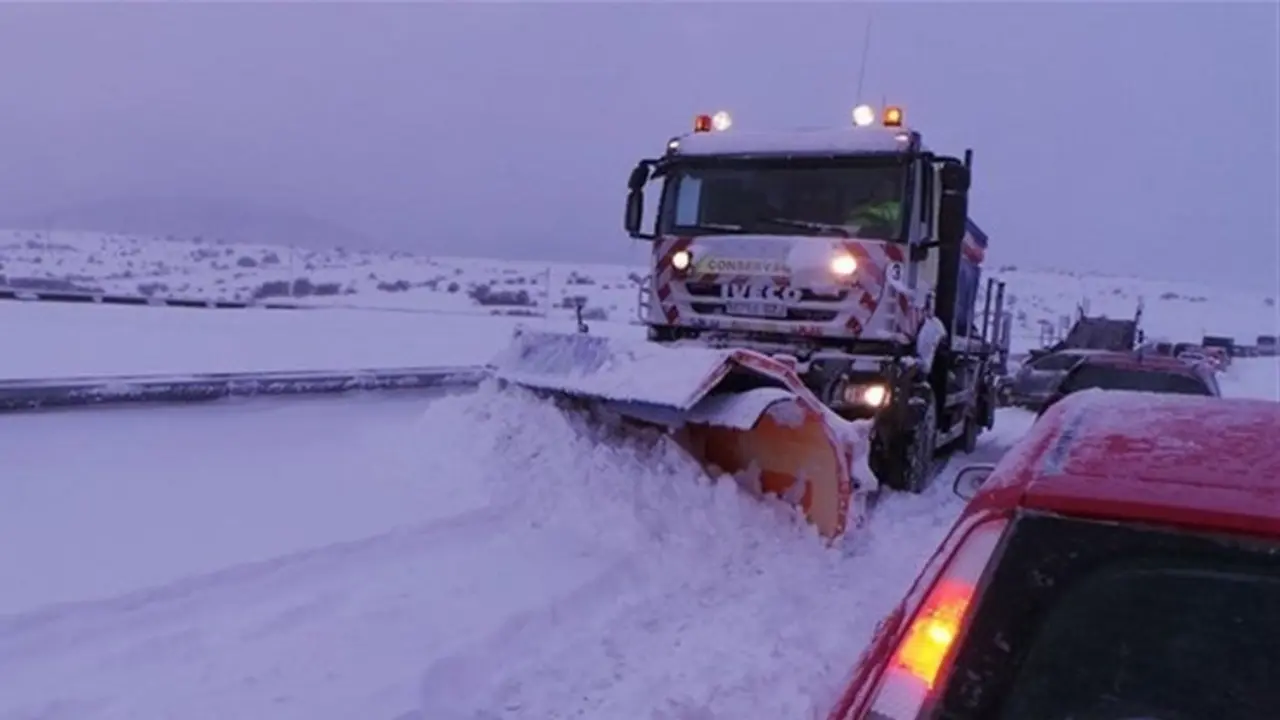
<box><xmin>653</xmin><ymin>236</ymin><xmax>694</xmax><ymax>324</ymax></box>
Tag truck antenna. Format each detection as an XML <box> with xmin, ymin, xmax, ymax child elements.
<box><xmin>854</xmin><ymin>9</ymin><xmax>875</xmax><ymax>104</ymax></box>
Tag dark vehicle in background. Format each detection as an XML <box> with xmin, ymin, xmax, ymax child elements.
<box><xmin>828</xmin><ymin>392</ymin><xmax>1280</xmax><ymax>720</ymax></box>
<box><xmin>1003</xmin><ymin>349</ymin><xmax>1103</xmax><ymax>410</ymax></box>
<box><xmin>1257</xmin><ymin>334</ymin><xmax>1277</xmax><ymax>356</ymax></box>
<box><xmin>1202</xmin><ymin>334</ymin><xmax>1236</xmax><ymax>356</ymax></box>
<box><xmin>1038</xmin><ymin>350</ymin><xmax>1219</xmax><ymax>417</ymax></box>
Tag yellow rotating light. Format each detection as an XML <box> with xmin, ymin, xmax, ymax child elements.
<box><xmin>852</xmin><ymin>104</ymin><xmax>876</xmax><ymax>127</ymax></box>
<box><xmin>672</xmin><ymin>249</ymin><xmax>692</xmax><ymax>270</ymax></box>
<box><xmin>711</xmin><ymin>110</ymin><xmax>733</xmax><ymax>131</ymax></box>
<box><xmin>830</xmin><ymin>252</ymin><xmax>858</xmax><ymax>276</ymax></box>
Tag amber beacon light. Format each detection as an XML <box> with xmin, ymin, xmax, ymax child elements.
<box><xmin>693</xmin><ymin>111</ymin><xmax>733</xmax><ymax>133</ymax></box>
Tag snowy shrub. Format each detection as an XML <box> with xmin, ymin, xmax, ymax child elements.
<box><xmin>251</xmin><ymin>277</ymin><xmax>342</xmax><ymax>299</ymax></box>
<box><xmin>377</xmin><ymin>279</ymin><xmax>412</xmax><ymax>292</ymax></box>
<box><xmin>469</xmin><ymin>283</ymin><xmax>535</xmax><ymax>307</ymax></box>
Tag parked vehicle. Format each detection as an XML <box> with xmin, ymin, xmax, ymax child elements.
<box><xmin>1003</xmin><ymin>349</ymin><xmax>1105</xmax><ymax>410</ymax></box>
<box><xmin>1201</xmin><ymin>334</ymin><xmax>1236</xmax><ymax>357</ymax></box>
<box><xmin>1037</xmin><ymin>350</ymin><xmax>1219</xmax><ymax>417</ymax></box>
<box><xmin>1203</xmin><ymin>345</ymin><xmax>1231</xmax><ymax>371</ymax></box>
<box><xmin>828</xmin><ymin>391</ymin><xmax>1280</xmax><ymax>720</ymax></box>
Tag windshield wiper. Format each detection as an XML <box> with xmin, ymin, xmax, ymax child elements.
<box><xmin>679</xmin><ymin>222</ymin><xmax>751</xmax><ymax>235</ymax></box>
<box><xmin>759</xmin><ymin>216</ymin><xmax>912</xmax><ymax>244</ymax></box>
<box><xmin>756</xmin><ymin>216</ymin><xmax>851</xmax><ymax>236</ymax></box>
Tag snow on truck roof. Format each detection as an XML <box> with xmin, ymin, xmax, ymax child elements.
<box><xmin>671</xmin><ymin>127</ymin><xmax>915</xmax><ymax>157</ymax></box>
<box><xmin>975</xmin><ymin>391</ymin><xmax>1280</xmax><ymax>536</ymax></box>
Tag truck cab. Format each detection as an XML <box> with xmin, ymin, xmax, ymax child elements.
<box><xmin>624</xmin><ymin>106</ymin><xmax>980</xmax><ymax>360</ymax></box>
<box><xmin>622</xmin><ymin>106</ymin><xmax>1008</xmax><ymax>494</ymax></box>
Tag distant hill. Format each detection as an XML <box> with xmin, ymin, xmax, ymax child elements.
<box><xmin>0</xmin><ymin>195</ymin><xmax>378</xmax><ymax>251</ymax></box>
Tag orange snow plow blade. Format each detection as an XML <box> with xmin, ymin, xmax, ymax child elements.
<box><xmin>490</xmin><ymin>328</ymin><xmax>859</xmax><ymax>539</ymax></box>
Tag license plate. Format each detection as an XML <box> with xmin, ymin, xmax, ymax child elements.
<box><xmin>725</xmin><ymin>301</ymin><xmax>787</xmax><ymax>319</ymax></box>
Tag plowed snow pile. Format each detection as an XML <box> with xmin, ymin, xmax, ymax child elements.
<box><xmin>407</xmin><ymin>381</ymin><xmax>967</xmax><ymax>719</ymax></box>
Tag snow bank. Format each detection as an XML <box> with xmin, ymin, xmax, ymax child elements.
<box><xmin>1218</xmin><ymin>358</ymin><xmax>1280</xmax><ymax>401</ymax></box>
<box><xmin>408</xmin><ymin>382</ymin><xmax>964</xmax><ymax>719</ymax></box>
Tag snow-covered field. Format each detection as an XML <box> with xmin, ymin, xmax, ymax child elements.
<box><xmin>1</xmin><ymin>227</ymin><xmax>1277</xmax><ymax>719</ymax></box>
<box><xmin>3</xmin><ymin>228</ymin><xmax>1277</xmax><ymax>367</ymax></box>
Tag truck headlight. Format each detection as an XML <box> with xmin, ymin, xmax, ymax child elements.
<box><xmin>840</xmin><ymin>382</ymin><xmax>890</xmax><ymax>407</ymax></box>
<box><xmin>672</xmin><ymin>250</ymin><xmax>692</xmax><ymax>271</ymax></box>
<box><xmin>830</xmin><ymin>253</ymin><xmax>857</xmax><ymax>277</ymax></box>
<box><xmin>861</xmin><ymin>384</ymin><xmax>889</xmax><ymax>407</ymax></box>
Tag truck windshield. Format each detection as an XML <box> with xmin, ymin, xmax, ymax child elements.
<box><xmin>657</xmin><ymin>160</ymin><xmax>908</xmax><ymax>240</ymax></box>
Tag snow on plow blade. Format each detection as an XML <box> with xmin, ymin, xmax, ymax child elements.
<box><xmin>491</xmin><ymin>328</ymin><xmax>855</xmax><ymax>539</ymax></box>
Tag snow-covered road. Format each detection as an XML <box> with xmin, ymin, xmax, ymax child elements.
<box><xmin>3</xmin><ymin>359</ymin><xmax>1274</xmax><ymax>719</ymax></box>
<box><xmin>0</xmin><ymin>383</ymin><xmax>1031</xmax><ymax>719</ymax></box>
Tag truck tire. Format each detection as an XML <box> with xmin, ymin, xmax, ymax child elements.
<box><xmin>873</xmin><ymin>386</ymin><xmax>938</xmax><ymax>494</ymax></box>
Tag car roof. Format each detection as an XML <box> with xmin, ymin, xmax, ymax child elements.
<box><xmin>1051</xmin><ymin>348</ymin><xmax>1111</xmax><ymax>357</ymax></box>
<box><xmin>1025</xmin><ymin>348</ymin><xmax>1107</xmax><ymax>364</ymax></box>
<box><xmin>970</xmin><ymin>390</ymin><xmax>1280</xmax><ymax>537</ymax></box>
<box><xmin>1073</xmin><ymin>350</ymin><xmax>1205</xmax><ymax>375</ymax></box>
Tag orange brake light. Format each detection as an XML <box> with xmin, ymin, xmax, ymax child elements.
<box><xmin>858</xmin><ymin>518</ymin><xmax>1007</xmax><ymax>719</ymax></box>
<box><xmin>892</xmin><ymin>578</ymin><xmax>974</xmax><ymax>689</ymax></box>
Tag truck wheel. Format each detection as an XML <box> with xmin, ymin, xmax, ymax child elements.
<box><xmin>874</xmin><ymin>388</ymin><xmax>938</xmax><ymax>493</ymax></box>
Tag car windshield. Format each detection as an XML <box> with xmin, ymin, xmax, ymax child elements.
<box><xmin>937</xmin><ymin>514</ymin><xmax>1280</xmax><ymax>720</ymax></box>
<box><xmin>1058</xmin><ymin>364</ymin><xmax>1211</xmax><ymax>396</ymax></box>
<box><xmin>657</xmin><ymin>160</ymin><xmax>908</xmax><ymax>240</ymax></box>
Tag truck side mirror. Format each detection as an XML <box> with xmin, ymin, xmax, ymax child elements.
<box><xmin>625</xmin><ymin>190</ymin><xmax>646</xmax><ymax>237</ymax></box>
<box><xmin>941</xmin><ymin>164</ymin><xmax>970</xmax><ymax>193</ymax></box>
<box><xmin>628</xmin><ymin>163</ymin><xmax>651</xmax><ymax>192</ymax></box>
<box><xmin>625</xmin><ymin>161</ymin><xmax>657</xmax><ymax>239</ymax></box>
<box><xmin>938</xmin><ymin>163</ymin><xmax>970</xmax><ymax>247</ymax></box>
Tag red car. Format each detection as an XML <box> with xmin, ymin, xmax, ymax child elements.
<box><xmin>1037</xmin><ymin>350</ymin><xmax>1220</xmax><ymax>417</ymax></box>
<box><xmin>829</xmin><ymin>390</ymin><xmax>1280</xmax><ymax>720</ymax></box>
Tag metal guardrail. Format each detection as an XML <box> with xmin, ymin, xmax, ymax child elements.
<box><xmin>0</xmin><ymin>366</ymin><xmax>489</xmax><ymax>413</ymax></box>
<box><xmin>0</xmin><ymin>287</ymin><xmax>497</xmax><ymax>413</ymax></box>
<box><xmin>0</xmin><ymin>286</ymin><xmax>310</xmax><ymax>310</ymax></box>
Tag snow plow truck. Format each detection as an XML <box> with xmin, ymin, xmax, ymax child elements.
<box><xmin>492</xmin><ymin>104</ymin><xmax>1010</xmax><ymax>541</ymax></box>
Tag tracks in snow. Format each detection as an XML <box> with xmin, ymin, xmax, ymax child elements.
<box><xmin>0</xmin><ymin>500</ymin><xmax>520</xmax><ymax>666</ymax></box>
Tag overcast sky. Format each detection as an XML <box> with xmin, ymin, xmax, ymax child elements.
<box><xmin>0</xmin><ymin>2</ymin><xmax>1275</xmax><ymax>291</ymax></box>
